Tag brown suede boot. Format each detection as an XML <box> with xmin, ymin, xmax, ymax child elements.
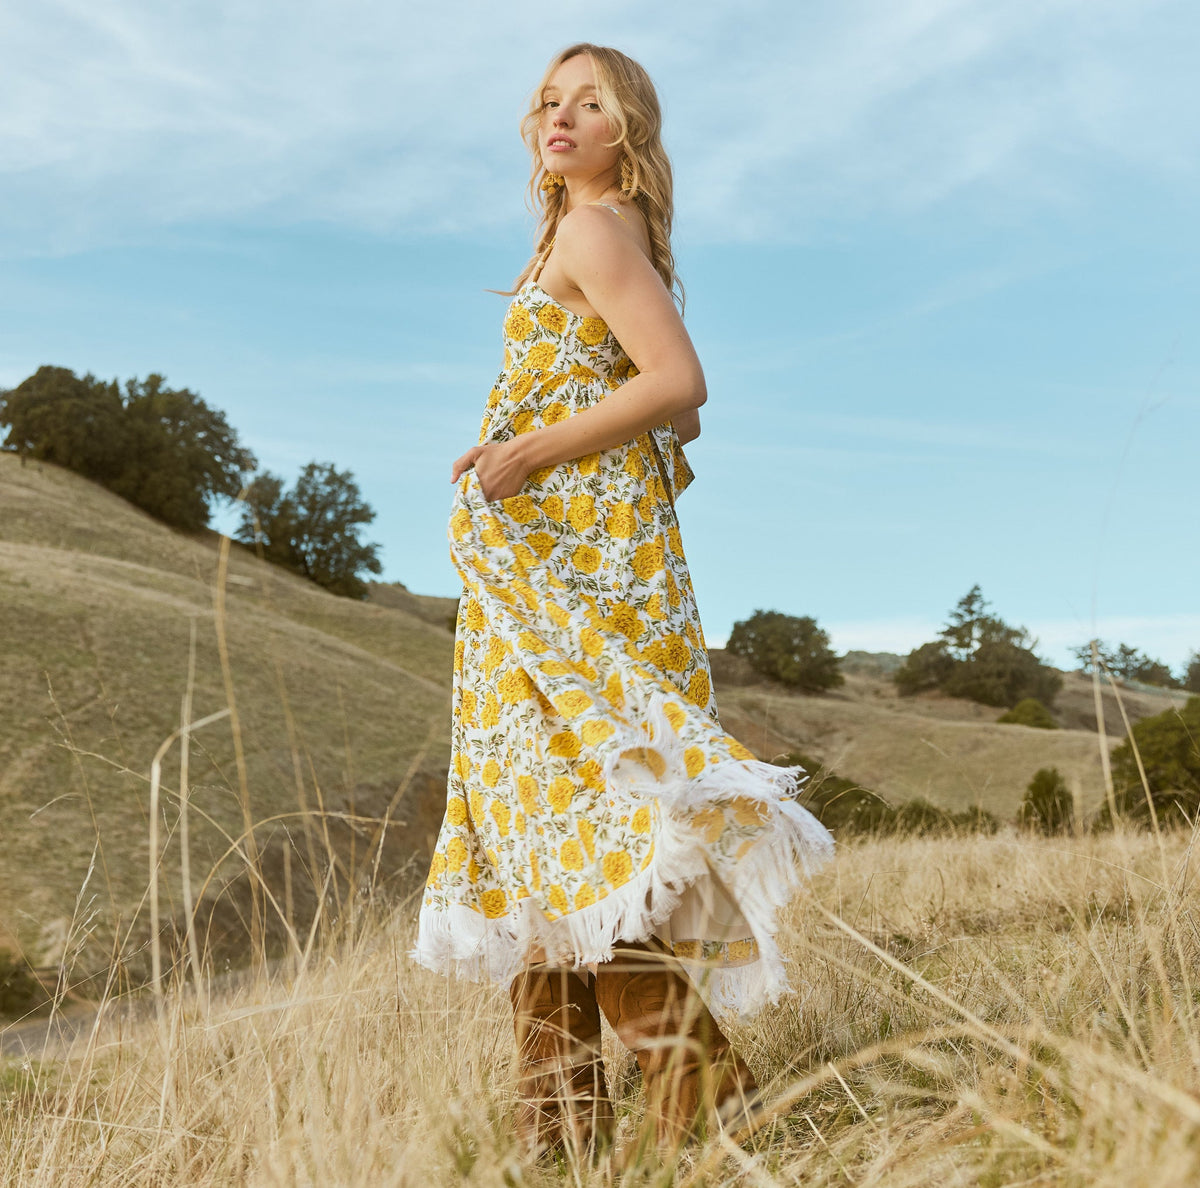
<box><xmin>509</xmin><ymin>964</ymin><xmax>615</xmax><ymax>1158</ymax></box>
<box><xmin>592</xmin><ymin>939</ymin><xmax>758</xmax><ymax>1150</ymax></box>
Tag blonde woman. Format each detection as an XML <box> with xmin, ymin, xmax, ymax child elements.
<box><xmin>412</xmin><ymin>43</ymin><xmax>833</xmax><ymax>1156</ymax></box>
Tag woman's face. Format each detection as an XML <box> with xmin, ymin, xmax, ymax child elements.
<box><xmin>538</xmin><ymin>54</ymin><xmax>621</xmax><ymax>183</ymax></box>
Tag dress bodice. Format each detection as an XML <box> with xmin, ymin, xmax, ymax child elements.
<box><xmin>480</xmin><ymin>283</ymin><xmax>694</xmax><ymax>501</ymax></box>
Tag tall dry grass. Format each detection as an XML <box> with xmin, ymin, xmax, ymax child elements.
<box><xmin>3</xmin><ymin>512</ymin><xmax>1198</xmax><ymax>1183</ymax></box>
<box><xmin>4</xmin><ymin>826</ymin><xmax>1200</xmax><ymax>1185</ymax></box>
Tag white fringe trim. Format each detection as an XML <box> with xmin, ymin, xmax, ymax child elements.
<box><xmin>411</xmin><ymin>692</ymin><xmax>834</xmax><ymax>1019</ymax></box>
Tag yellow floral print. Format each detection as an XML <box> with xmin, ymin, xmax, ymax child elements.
<box><xmin>572</xmin><ymin>544</ymin><xmax>601</xmax><ymax>574</ymax></box>
<box><xmin>575</xmin><ymin>317</ymin><xmax>608</xmax><ymax>346</ymax></box>
<box><xmin>578</xmin><ymin>818</ymin><xmax>595</xmax><ymax>861</ymax></box>
<box><xmin>502</xmin><ymin>494</ymin><xmax>538</xmax><ymax>524</ymax></box>
<box><xmin>566</xmin><ymin>494</ymin><xmax>597</xmax><ymax>530</ymax></box>
<box><xmin>602</xmin><ymin>849</ymin><xmax>633</xmax><ymax>887</ymax></box>
<box><xmin>547</xmin><ymin>775</ymin><xmax>575</xmax><ymax>813</ymax></box>
<box><xmin>481</xmin><ymin>889</ymin><xmax>508</xmax><ymax>918</ymax></box>
<box><xmin>548</xmin><ymin>730</ymin><xmax>581</xmax><ymax>758</ymax></box>
<box><xmin>553</xmin><ymin>690</ymin><xmax>592</xmax><ymax>720</ymax></box>
<box><xmin>413</xmin><ymin>271</ymin><xmax>832</xmax><ymax>1017</ymax></box>
<box><xmin>607</xmin><ymin>502</ymin><xmax>637</xmax><ymax>538</ymax></box>
<box><xmin>537</xmin><ymin>304</ymin><xmax>568</xmax><ymax>334</ymax></box>
<box><xmin>504</xmin><ymin>305</ymin><xmax>534</xmax><ymax>341</ymax></box>
<box><xmin>524</xmin><ymin>341</ymin><xmax>557</xmax><ymax>371</ymax></box>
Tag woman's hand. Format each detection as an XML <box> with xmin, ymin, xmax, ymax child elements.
<box><xmin>450</xmin><ymin>440</ymin><xmax>531</xmax><ymax>501</ymax></box>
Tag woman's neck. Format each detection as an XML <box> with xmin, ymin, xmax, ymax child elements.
<box><xmin>562</xmin><ymin>175</ymin><xmax>622</xmax><ymax>212</ymax></box>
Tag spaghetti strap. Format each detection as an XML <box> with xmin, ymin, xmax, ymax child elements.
<box><xmin>589</xmin><ymin>201</ymin><xmax>629</xmax><ymax>224</ymax></box>
<box><xmin>532</xmin><ymin>204</ymin><xmax>627</xmax><ymax>283</ymax></box>
<box><xmin>529</xmin><ymin>202</ymin><xmax>627</xmax><ymax>286</ymax></box>
<box><xmin>530</xmin><ymin>239</ymin><xmax>555</xmax><ymax>283</ymax></box>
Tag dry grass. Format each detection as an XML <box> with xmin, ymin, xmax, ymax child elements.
<box><xmin>717</xmin><ymin>671</ymin><xmax>1187</xmax><ymax>819</ymax></box>
<box><xmin>4</xmin><ymin>451</ymin><xmax>1186</xmax><ymax>969</ymax></box>
<box><xmin>0</xmin><ymin>453</ymin><xmax>457</xmax><ymax>973</ymax></box>
<box><xmin>6</xmin><ymin>452</ymin><xmax>1200</xmax><ymax>1184</ymax></box>
<box><xmin>4</xmin><ymin>828</ymin><xmax>1200</xmax><ymax>1186</ymax></box>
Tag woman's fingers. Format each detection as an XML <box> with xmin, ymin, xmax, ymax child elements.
<box><xmin>450</xmin><ymin>446</ymin><xmax>484</xmax><ymax>482</ymax></box>
<box><xmin>473</xmin><ymin>441</ymin><xmax>529</xmax><ymax>501</ymax></box>
<box><xmin>452</xmin><ymin>441</ymin><xmax>530</xmax><ymax>499</ymax></box>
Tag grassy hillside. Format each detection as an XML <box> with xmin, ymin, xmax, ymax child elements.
<box><xmin>5</xmin><ymin>831</ymin><xmax>1200</xmax><ymax>1185</ymax></box>
<box><xmin>710</xmin><ymin>653</ymin><xmax>1187</xmax><ymax>820</ymax></box>
<box><xmin>2</xmin><ymin>449</ymin><xmax>1186</xmax><ymax>986</ymax></box>
<box><xmin>0</xmin><ymin>452</ymin><xmax>458</xmax><ymax>976</ymax></box>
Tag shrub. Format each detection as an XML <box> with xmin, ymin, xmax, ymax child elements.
<box><xmin>772</xmin><ymin>752</ymin><xmax>894</xmax><ymax>834</ymax></box>
<box><xmin>889</xmin><ymin>797</ymin><xmax>955</xmax><ymax>837</ymax></box>
<box><xmin>1093</xmin><ymin>697</ymin><xmax>1200</xmax><ymax>829</ymax></box>
<box><xmin>998</xmin><ymin>698</ymin><xmax>1058</xmax><ymax>729</ymax></box>
<box><xmin>1183</xmin><ymin>652</ymin><xmax>1200</xmax><ymax>694</ymax></box>
<box><xmin>0</xmin><ymin>366</ymin><xmax>126</xmax><ymax>484</ymax></box>
<box><xmin>773</xmin><ymin>754</ymin><xmax>995</xmax><ymax>837</ymax></box>
<box><xmin>1019</xmin><ymin>767</ymin><xmax>1074</xmax><ymax>834</ymax></box>
<box><xmin>727</xmin><ymin>610</ymin><xmax>843</xmax><ymax>692</ymax></box>
<box><xmin>1072</xmin><ymin>639</ymin><xmax>1180</xmax><ymax>688</ymax></box>
<box><xmin>894</xmin><ymin>641</ymin><xmax>955</xmax><ymax>696</ymax></box>
<box><xmin>0</xmin><ymin>951</ymin><xmax>49</xmax><ymax>1018</ymax></box>
<box><xmin>951</xmin><ymin>805</ymin><xmax>1001</xmax><ymax>834</ymax></box>
<box><xmin>942</xmin><ymin>640</ymin><xmax>1063</xmax><ymax>709</ymax></box>
<box><xmin>237</xmin><ymin>462</ymin><xmax>383</xmax><ymax>599</ymax></box>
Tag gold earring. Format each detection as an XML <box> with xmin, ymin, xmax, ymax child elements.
<box><xmin>540</xmin><ymin>171</ymin><xmax>565</xmax><ymax>192</ymax></box>
<box><xmin>620</xmin><ymin>157</ymin><xmax>636</xmax><ymax>195</ymax></box>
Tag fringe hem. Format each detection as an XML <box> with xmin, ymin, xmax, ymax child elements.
<box><xmin>410</xmin><ymin>691</ymin><xmax>834</xmax><ymax>1019</ymax></box>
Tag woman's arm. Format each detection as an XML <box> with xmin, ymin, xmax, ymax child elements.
<box><xmin>453</xmin><ymin>206</ymin><xmax>705</xmax><ymax>499</ymax></box>
<box><xmin>672</xmin><ymin>406</ymin><xmax>701</xmax><ymax>445</ymax></box>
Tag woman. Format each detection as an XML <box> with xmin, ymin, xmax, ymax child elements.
<box><xmin>412</xmin><ymin>43</ymin><xmax>833</xmax><ymax>1155</ymax></box>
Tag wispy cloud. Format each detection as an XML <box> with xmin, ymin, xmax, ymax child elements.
<box><xmin>678</xmin><ymin>0</ymin><xmax>1199</xmax><ymax>237</ymax></box>
<box><xmin>1</xmin><ymin>0</ymin><xmax>1195</xmax><ymax>254</ymax></box>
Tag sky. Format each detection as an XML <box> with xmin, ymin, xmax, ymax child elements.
<box><xmin>2</xmin><ymin>0</ymin><xmax>1197</xmax><ymax>671</ymax></box>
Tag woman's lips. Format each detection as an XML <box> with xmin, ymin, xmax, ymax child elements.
<box><xmin>546</xmin><ymin>137</ymin><xmax>575</xmax><ymax>152</ymax></box>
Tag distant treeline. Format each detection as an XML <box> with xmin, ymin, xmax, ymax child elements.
<box><xmin>732</xmin><ymin>588</ymin><xmax>1199</xmax><ymax>715</ymax></box>
<box><xmin>1</xmin><ymin>365</ymin><xmax>382</xmax><ymax>598</ymax></box>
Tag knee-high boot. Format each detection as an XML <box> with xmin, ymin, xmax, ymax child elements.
<box><xmin>592</xmin><ymin>940</ymin><xmax>758</xmax><ymax>1149</ymax></box>
<box><xmin>509</xmin><ymin>964</ymin><xmax>614</xmax><ymax>1156</ymax></box>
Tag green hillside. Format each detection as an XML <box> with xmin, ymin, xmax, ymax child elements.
<box><xmin>0</xmin><ymin>452</ymin><xmax>458</xmax><ymax>979</ymax></box>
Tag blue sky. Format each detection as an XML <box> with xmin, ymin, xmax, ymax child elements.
<box><xmin>2</xmin><ymin>0</ymin><xmax>1197</xmax><ymax>670</ymax></box>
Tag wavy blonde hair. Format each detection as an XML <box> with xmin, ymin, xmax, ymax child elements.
<box><xmin>514</xmin><ymin>43</ymin><xmax>682</xmax><ymax>307</ymax></box>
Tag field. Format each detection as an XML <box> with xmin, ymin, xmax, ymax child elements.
<box><xmin>0</xmin><ymin>451</ymin><xmax>459</xmax><ymax>977</ymax></box>
<box><xmin>4</xmin><ymin>829</ymin><xmax>1200</xmax><ymax>1185</ymax></box>
<box><xmin>4</xmin><ymin>451</ymin><xmax>1199</xmax><ymax>1183</ymax></box>
<box><xmin>2</xmin><ymin>451</ymin><xmax>1186</xmax><ymax>978</ymax></box>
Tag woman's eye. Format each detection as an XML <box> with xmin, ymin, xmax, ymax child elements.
<box><xmin>543</xmin><ymin>100</ymin><xmax>559</xmax><ymax>110</ymax></box>
<box><xmin>584</xmin><ymin>102</ymin><xmax>601</xmax><ymax>111</ymax></box>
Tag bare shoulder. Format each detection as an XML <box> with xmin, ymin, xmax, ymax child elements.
<box><xmin>555</xmin><ymin>202</ymin><xmax>651</xmax><ymax>268</ymax></box>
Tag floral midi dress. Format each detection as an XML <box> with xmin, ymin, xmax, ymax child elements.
<box><xmin>412</xmin><ymin>227</ymin><xmax>833</xmax><ymax>1015</ymax></box>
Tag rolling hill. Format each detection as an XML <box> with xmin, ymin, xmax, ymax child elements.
<box><xmin>0</xmin><ymin>451</ymin><xmax>1186</xmax><ymax>985</ymax></box>
<box><xmin>0</xmin><ymin>451</ymin><xmax>458</xmax><ymax>979</ymax></box>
